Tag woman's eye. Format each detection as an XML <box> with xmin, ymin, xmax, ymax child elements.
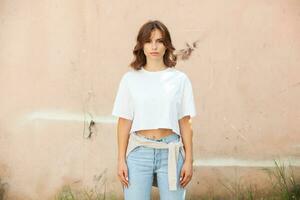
<box><xmin>145</xmin><ymin>40</ymin><xmax>164</xmax><ymax>44</ymax></box>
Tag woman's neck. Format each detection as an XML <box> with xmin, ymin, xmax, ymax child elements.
<box><xmin>144</xmin><ymin>60</ymin><xmax>167</xmax><ymax>71</ymax></box>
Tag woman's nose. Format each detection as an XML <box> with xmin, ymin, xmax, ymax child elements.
<box><xmin>151</xmin><ymin>42</ymin><xmax>157</xmax><ymax>49</ymax></box>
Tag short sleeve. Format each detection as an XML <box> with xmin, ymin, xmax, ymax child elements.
<box><xmin>111</xmin><ymin>74</ymin><xmax>134</xmax><ymax>120</ymax></box>
<box><xmin>178</xmin><ymin>75</ymin><xmax>197</xmax><ymax>120</ymax></box>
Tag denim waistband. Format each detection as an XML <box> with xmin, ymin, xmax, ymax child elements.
<box><xmin>133</xmin><ymin>131</ymin><xmax>179</xmax><ymax>143</ymax></box>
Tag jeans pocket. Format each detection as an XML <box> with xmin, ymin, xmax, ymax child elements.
<box><xmin>128</xmin><ymin>146</ymin><xmax>142</xmax><ymax>156</ymax></box>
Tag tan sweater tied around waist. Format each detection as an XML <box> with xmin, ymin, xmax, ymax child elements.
<box><xmin>126</xmin><ymin>133</ymin><xmax>185</xmax><ymax>191</ymax></box>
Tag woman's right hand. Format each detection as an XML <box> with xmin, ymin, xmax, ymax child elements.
<box><xmin>117</xmin><ymin>160</ymin><xmax>129</xmax><ymax>188</ymax></box>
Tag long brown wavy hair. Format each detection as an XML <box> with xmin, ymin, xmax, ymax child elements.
<box><xmin>129</xmin><ymin>20</ymin><xmax>177</xmax><ymax>70</ymax></box>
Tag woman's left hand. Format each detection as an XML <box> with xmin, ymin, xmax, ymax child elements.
<box><xmin>179</xmin><ymin>160</ymin><xmax>193</xmax><ymax>188</ymax></box>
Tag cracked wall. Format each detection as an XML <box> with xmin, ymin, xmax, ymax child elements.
<box><xmin>0</xmin><ymin>0</ymin><xmax>300</xmax><ymax>199</ymax></box>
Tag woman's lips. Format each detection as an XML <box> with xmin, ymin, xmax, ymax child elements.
<box><xmin>150</xmin><ymin>52</ymin><xmax>159</xmax><ymax>55</ymax></box>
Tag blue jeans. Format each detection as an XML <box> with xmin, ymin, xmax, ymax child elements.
<box><xmin>124</xmin><ymin>132</ymin><xmax>186</xmax><ymax>200</ymax></box>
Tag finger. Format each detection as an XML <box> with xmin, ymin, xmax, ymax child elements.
<box><xmin>118</xmin><ymin>172</ymin><xmax>129</xmax><ymax>187</ymax></box>
<box><xmin>180</xmin><ymin>172</ymin><xmax>187</xmax><ymax>184</ymax></box>
<box><xmin>180</xmin><ymin>174</ymin><xmax>190</xmax><ymax>186</ymax></box>
<box><xmin>179</xmin><ymin>170</ymin><xmax>185</xmax><ymax>183</ymax></box>
<box><xmin>122</xmin><ymin>180</ymin><xmax>128</xmax><ymax>188</ymax></box>
<box><xmin>184</xmin><ymin>177</ymin><xmax>192</xmax><ymax>187</ymax></box>
<box><xmin>122</xmin><ymin>171</ymin><xmax>129</xmax><ymax>187</ymax></box>
<box><xmin>124</xmin><ymin>170</ymin><xmax>129</xmax><ymax>183</ymax></box>
<box><xmin>181</xmin><ymin>175</ymin><xmax>192</xmax><ymax>187</ymax></box>
<box><xmin>120</xmin><ymin>178</ymin><xmax>128</xmax><ymax>188</ymax></box>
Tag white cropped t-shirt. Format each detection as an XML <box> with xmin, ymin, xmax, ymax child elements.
<box><xmin>111</xmin><ymin>66</ymin><xmax>197</xmax><ymax>136</ymax></box>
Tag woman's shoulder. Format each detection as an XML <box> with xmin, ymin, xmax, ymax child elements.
<box><xmin>119</xmin><ymin>68</ymin><xmax>135</xmax><ymax>77</ymax></box>
<box><xmin>170</xmin><ymin>67</ymin><xmax>191</xmax><ymax>81</ymax></box>
<box><xmin>171</xmin><ymin>67</ymin><xmax>186</xmax><ymax>75</ymax></box>
<box><xmin>121</xmin><ymin>68</ymin><xmax>138</xmax><ymax>80</ymax></box>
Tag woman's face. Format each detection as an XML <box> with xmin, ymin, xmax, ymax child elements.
<box><xmin>143</xmin><ymin>29</ymin><xmax>166</xmax><ymax>61</ymax></box>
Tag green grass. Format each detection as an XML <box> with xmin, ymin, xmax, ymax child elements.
<box><xmin>214</xmin><ymin>166</ymin><xmax>270</xmax><ymax>200</ymax></box>
<box><xmin>261</xmin><ymin>159</ymin><xmax>300</xmax><ymax>200</ymax></box>
<box><xmin>54</xmin><ymin>169</ymin><xmax>118</xmax><ymax>200</ymax></box>
<box><xmin>191</xmin><ymin>159</ymin><xmax>300</xmax><ymax>200</ymax></box>
<box><xmin>24</xmin><ymin>159</ymin><xmax>300</xmax><ymax>199</ymax></box>
<box><xmin>54</xmin><ymin>159</ymin><xmax>300</xmax><ymax>200</ymax></box>
<box><xmin>54</xmin><ymin>185</ymin><xmax>118</xmax><ymax>200</ymax></box>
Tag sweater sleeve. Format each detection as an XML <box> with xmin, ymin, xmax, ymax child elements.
<box><xmin>111</xmin><ymin>73</ymin><xmax>134</xmax><ymax>120</ymax></box>
<box><xmin>177</xmin><ymin>75</ymin><xmax>197</xmax><ymax>120</ymax></box>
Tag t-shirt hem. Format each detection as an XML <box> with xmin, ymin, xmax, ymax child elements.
<box><xmin>130</xmin><ymin>128</ymin><xmax>180</xmax><ymax>136</ymax></box>
<box><xmin>112</xmin><ymin>113</ymin><xmax>133</xmax><ymax>120</ymax></box>
<box><xmin>178</xmin><ymin>113</ymin><xmax>196</xmax><ymax>120</ymax></box>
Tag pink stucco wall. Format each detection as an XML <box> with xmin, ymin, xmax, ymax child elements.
<box><xmin>0</xmin><ymin>0</ymin><xmax>300</xmax><ymax>199</ymax></box>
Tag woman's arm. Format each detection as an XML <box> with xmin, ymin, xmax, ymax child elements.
<box><xmin>117</xmin><ymin>117</ymin><xmax>132</xmax><ymax>162</ymax></box>
<box><xmin>178</xmin><ymin>115</ymin><xmax>194</xmax><ymax>187</ymax></box>
<box><xmin>179</xmin><ymin>116</ymin><xmax>194</xmax><ymax>163</ymax></box>
<box><xmin>117</xmin><ymin>117</ymin><xmax>132</xmax><ymax>188</ymax></box>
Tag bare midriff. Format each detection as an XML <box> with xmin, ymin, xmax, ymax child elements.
<box><xmin>135</xmin><ymin>128</ymin><xmax>174</xmax><ymax>140</ymax></box>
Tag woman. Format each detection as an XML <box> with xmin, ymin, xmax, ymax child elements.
<box><xmin>112</xmin><ymin>20</ymin><xmax>197</xmax><ymax>200</ymax></box>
